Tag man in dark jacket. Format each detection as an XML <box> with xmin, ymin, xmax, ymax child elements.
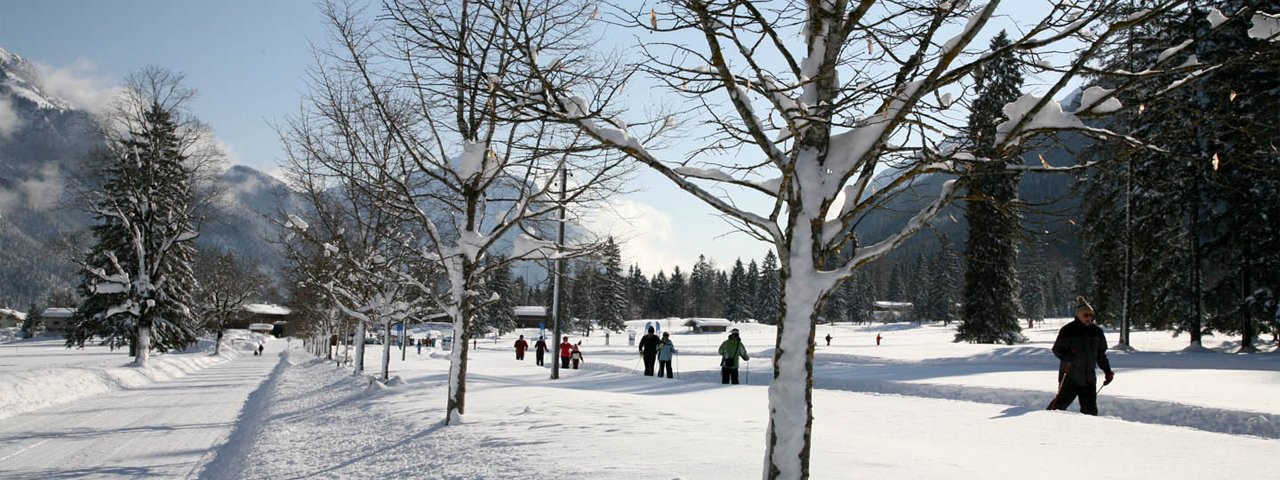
<box><xmin>638</xmin><ymin>326</ymin><xmax>661</xmax><ymax>376</ymax></box>
<box><xmin>534</xmin><ymin>336</ymin><xmax>548</xmax><ymax>366</ymax></box>
<box><xmin>1050</xmin><ymin>296</ymin><xmax>1115</xmax><ymax>415</ymax></box>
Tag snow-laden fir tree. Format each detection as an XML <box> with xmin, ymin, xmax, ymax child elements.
<box><xmin>481</xmin><ymin>256</ymin><xmax>517</xmax><ymax>337</ymax></box>
<box><xmin>648</xmin><ymin>270</ymin><xmax>671</xmax><ymax>317</ymax></box>
<box><xmin>689</xmin><ymin>255</ymin><xmax>719</xmax><ymax>317</ymax></box>
<box><xmin>667</xmin><ymin>266</ymin><xmax>689</xmax><ymax>318</ymax></box>
<box><xmin>956</xmin><ymin>30</ymin><xmax>1026</xmax><ymax>345</ymax></box>
<box><xmin>69</xmin><ymin>67</ymin><xmax>211</xmax><ymax>365</ymax></box>
<box><xmin>595</xmin><ymin>237</ymin><xmax>628</xmax><ymax>332</ymax></box>
<box><xmin>626</xmin><ymin>265</ymin><xmax>650</xmax><ymax>319</ymax></box>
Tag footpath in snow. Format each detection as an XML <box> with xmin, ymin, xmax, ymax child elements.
<box><xmin>0</xmin><ymin>333</ymin><xmax>281</xmax><ymax>478</ymax></box>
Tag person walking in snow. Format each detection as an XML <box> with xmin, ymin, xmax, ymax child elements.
<box><xmin>638</xmin><ymin>326</ymin><xmax>661</xmax><ymax>376</ymax></box>
<box><xmin>514</xmin><ymin>335</ymin><xmax>529</xmax><ymax>361</ymax></box>
<box><xmin>559</xmin><ymin>336</ymin><xmax>573</xmax><ymax>369</ymax></box>
<box><xmin>656</xmin><ymin>332</ymin><xmax>678</xmax><ymax>378</ymax></box>
<box><xmin>718</xmin><ymin>328</ymin><xmax>749</xmax><ymax>384</ymax></box>
<box><xmin>1049</xmin><ymin>296</ymin><xmax>1115</xmax><ymax>415</ymax></box>
<box><xmin>416</xmin><ymin>338</ymin><xmax>422</xmax><ymax>355</ymax></box>
<box><xmin>257</xmin><ymin>343</ymin><xmax>264</xmax><ymax>356</ymax></box>
<box><xmin>824</xmin><ymin>333</ymin><xmax>832</xmax><ymax>346</ymax></box>
<box><xmin>534</xmin><ymin>336</ymin><xmax>549</xmax><ymax>366</ymax></box>
<box><xmin>875</xmin><ymin>333</ymin><xmax>882</xmax><ymax>346</ymax></box>
<box><xmin>570</xmin><ymin>342</ymin><xmax>584</xmax><ymax>369</ymax></box>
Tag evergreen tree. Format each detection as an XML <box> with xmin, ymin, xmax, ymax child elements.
<box><xmin>745</xmin><ymin>259</ymin><xmax>760</xmax><ymax>319</ymax></box>
<box><xmin>756</xmin><ymin>250</ymin><xmax>781</xmax><ymax>324</ymax></box>
<box><xmin>727</xmin><ymin>258</ymin><xmax>752</xmax><ymax>322</ymax></box>
<box><xmin>20</xmin><ymin>303</ymin><xmax>44</xmax><ymax>339</ymax></box>
<box><xmin>483</xmin><ymin>257</ymin><xmax>518</xmax><ymax>336</ymax></box>
<box><xmin>957</xmin><ymin>31</ymin><xmax>1027</xmax><ymax>345</ymax></box>
<box><xmin>649</xmin><ymin>271</ymin><xmax>670</xmax><ymax>317</ymax></box>
<box><xmin>596</xmin><ymin>237</ymin><xmax>628</xmax><ymax>332</ymax></box>
<box><xmin>668</xmin><ymin>266</ymin><xmax>688</xmax><ymax>318</ymax></box>
<box><xmin>1019</xmin><ymin>247</ymin><xmax>1048</xmax><ymax>326</ymax></box>
<box><xmin>689</xmin><ymin>255</ymin><xmax>718</xmax><ymax>317</ymax></box>
<box><xmin>626</xmin><ymin>265</ymin><xmax>650</xmax><ymax>319</ymax></box>
<box><xmin>70</xmin><ymin>69</ymin><xmax>207</xmax><ymax>364</ymax></box>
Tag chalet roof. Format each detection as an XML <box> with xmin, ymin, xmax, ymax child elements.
<box><xmin>514</xmin><ymin>306</ymin><xmax>548</xmax><ymax>317</ymax></box>
<box><xmin>243</xmin><ymin>303</ymin><xmax>291</xmax><ymax>316</ymax></box>
<box><xmin>42</xmin><ymin>307</ymin><xmax>76</xmax><ymax>318</ymax></box>
<box><xmin>0</xmin><ymin>308</ymin><xmax>27</xmax><ymax>320</ymax></box>
<box><xmin>684</xmin><ymin>318</ymin><xmax>734</xmax><ymax>327</ymax></box>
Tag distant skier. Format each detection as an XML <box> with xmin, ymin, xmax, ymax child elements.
<box><xmin>718</xmin><ymin>328</ymin><xmax>749</xmax><ymax>384</ymax></box>
<box><xmin>534</xmin><ymin>336</ymin><xmax>549</xmax><ymax>366</ymax></box>
<box><xmin>570</xmin><ymin>342</ymin><xmax>584</xmax><ymax>369</ymax></box>
<box><xmin>256</xmin><ymin>343</ymin><xmax>264</xmax><ymax>356</ymax></box>
<box><xmin>638</xmin><ymin>326</ymin><xmax>661</xmax><ymax>376</ymax></box>
<box><xmin>875</xmin><ymin>333</ymin><xmax>882</xmax><ymax>346</ymax></box>
<box><xmin>416</xmin><ymin>339</ymin><xmax>422</xmax><ymax>355</ymax></box>
<box><xmin>1049</xmin><ymin>296</ymin><xmax>1115</xmax><ymax>415</ymax></box>
<box><xmin>559</xmin><ymin>336</ymin><xmax>573</xmax><ymax>369</ymax></box>
<box><xmin>514</xmin><ymin>335</ymin><xmax>529</xmax><ymax>361</ymax></box>
<box><xmin>656</xmin><ymin>332</ymin><xmax>678</xmax><ymax>378</ymax></box>
<box><xmin>824</xmin><ymin>333</ymin><xmax>832</xmax><ymax>346</ymax></box>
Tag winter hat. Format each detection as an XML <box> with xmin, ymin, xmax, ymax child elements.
<box><xmin>730</xmin><ymin>328</ymin><xmax>740</xmax><ymax>336</ymax></box>
<box><xmin>1075</xmin><ymin>296</ymin><xmax>1095</xmax><ymax>317</ymax></box>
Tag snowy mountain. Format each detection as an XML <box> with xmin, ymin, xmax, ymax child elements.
<box><xmin>0</xmin><ymin>47</ymin><xmax>301</xmax><ymax>307</ymax></box>
<box><xmin>854</xmin><ymin>110</ymin><xmax>1088</xmax><ymax>264</ymax></box>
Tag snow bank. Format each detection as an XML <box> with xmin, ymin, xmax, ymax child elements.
<box><xmin>0</xmin><ymin>331</ymin><xmax>266</xmax><ymax>420</ymax></box>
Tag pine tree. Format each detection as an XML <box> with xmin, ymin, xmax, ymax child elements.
<box><xmin>689</xmin><ymin>255</ymin><xmax>717</xmax><ymax>317</ymax></box>
<box><xmin>756</xmin><ymin>250</ymin><xmax>781</xmax><ymax>324</ymax></box>
<box><xmin>20</xmin><ymin>303</ymin><xmax>44</xmax><ymax>338</ymax></box>
<box><xmin>668</xmin><ymin>266</ymin><xmax>688</xmax><ymax>318</ymax></box>
<box><xmin>596</xmin><ymin>237</ymin><xmax>628</xmax><ymax>332</ymax></box>
<box><xmin>483</xmin><ymin>257</ymin><xmax>518</xmax><ymax>336</ymax></box>
<box><xmin>626</xmin><ymin>265</ymin><xmax>649</xmax><ymax>319</ymax></box>
<box><xmin>956</xmin><ymin>31</ymin><xmax>1026</xmax><ymax>345</ymax></box>
<box><xmin>727</xmin><ymin>258</ymin><xmax>752</xmax><ymax>321</ymax></box>
<box><xmin>745</xmin><ymin>259</ymin><xmax>760</xmax><ymax>319</ymax></box>
<box><xmin>649</xmin><ymin>271</ymin><xmax>670</xmax><ymax>317</ymax></box>
<box><xmin>70</xmin><ymin>69</ymin><xmax>206</xmax><ymax>364</ymax></box>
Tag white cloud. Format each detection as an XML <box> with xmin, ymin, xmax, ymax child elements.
<box><xmin>0</xmin><ymin>96</ymin><xmax>21</xmax><ymax>137</ymax></box>
<box><xmin>33</xmin><ymin>58</ymin><xmax>122</xmax><ymax>114</ymax></box>
<box><xmin>0</xmin><ymin>164</ymin><xmax>66</xmax><ymax>214</ymax></box>
<box><xmin>582</xmin><ymin>198</ymin><xmax>681</xmax><ymax>272</ymax></box>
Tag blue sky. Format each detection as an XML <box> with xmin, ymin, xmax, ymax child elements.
<box><xmin>0</xmin><ymin>1</ymin><xmax>1061</xmax><ymax>275</ymax></box>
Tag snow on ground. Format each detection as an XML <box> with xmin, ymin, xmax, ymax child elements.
<box><xmin>0</xmin><ymin>334</ymin><xmax>282</xmax><ymax>479</ymax></box>
<box><xmin>0</xmin><ymin>321</ymin><xmax>1275</xmax><ymax>478</ymax></box>
<box><xmin>226</xmin><ymin>319</ymin><xmax>1278</xmax><ymax>479</ymax></box>
<box><xmin>0</xmin><ymin>329</ymin><xmax>269</xmax><ymax>420</ymax></box>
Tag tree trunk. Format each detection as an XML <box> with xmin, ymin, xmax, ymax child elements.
<box><xmin>381</xmin><ymin>318</ymin><xmax>392</xmax><ymax>380</ymax></box>
<box><xmin>353</xmin><ymin>321</ymin><xmax>366</xmax><ymax>375</ymax></box>
<box><xmin>134</xmin><ymin>326</ymin><xmax>151</xmax><ymax>367</ymax></box>
<box><xmin>763</xmin><ymin>225</ymin><xmax>820</xmax><ymax>480</ymax></box>
<box><xmin>214</xmin><ymin>327</ymin><xmax>224</xmax><ymax>355</ymax></box>
<box><xmin>446</xmin><ymin>310</ymin><xmax>470</xmax><ymax>424</ymax></box>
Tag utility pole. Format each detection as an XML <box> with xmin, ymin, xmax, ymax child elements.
<box><xmin>550</xmin><ymin>166</ymin><xmax>567</xmax><ymax>380</ymax></box>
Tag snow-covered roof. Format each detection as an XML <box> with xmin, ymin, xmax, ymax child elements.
<box><xmin>514</xmin><ymin>306</ymin><xmax>548</xmax><ymax>317</ymax></box>
<box><xmin>242</xmin><ymin>303</ymin><xmax>291</xmax><ymax>316</ymax></box>
<box><xmin>42</xmin><ymin>307</ymin><xmax>76</xmax><ymax>318</ymax></box>
<box><xmin>0</xmin><ymin>308</ymin><xmax>26</xmax><ymax>320</ymax></box>
<box><xmin>873</xmin><ymin>301</ymin><xmax>913</xmax><ymax>310</ymax></box>
<box><xmin>248</xmin><ymin>323</ymin><xmax>275</xmax><ymax>331</ymax></box>
<box><xmin>685</xmin><ymin>318</ymin><xmax>734</xmax><ymax>327</ymax></box>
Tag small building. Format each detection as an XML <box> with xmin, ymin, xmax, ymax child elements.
<box><xmin>235</xmin><ymin>303</ymin><xmax>292</xmax><ymax>335</ymax></box>
<box><xmin>684</xmin><ymin>318</ymin><xmax>733</xmax><ymax>333</ymax></box>
<box><xmin>873</xmin><ymin>301</ymin><xmax>913</xmax><ymax>322</ymax></box>
<box><xmin>514</xmin><ymin>305</ymin><xmax>549</xmax><ymax>329</ymax></box>
<box><xmin>0</xmin><ymin>308</ymin><xmax>26</xmax><ymax>329</ymax></box>
<box><xmin>41</xmin><ymin>307</ymin><xmax>77</xmax><ymax>333</ymax></box>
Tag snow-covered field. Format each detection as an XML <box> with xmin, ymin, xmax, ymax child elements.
<box><xmin>1</xmin><ymin>322</ymin><xmax>1276</xmax><ymax>479</ymax></box>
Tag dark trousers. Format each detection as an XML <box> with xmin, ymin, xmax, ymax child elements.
<box><xmin>642</xmin><ymin>354</ymin><xmax>657</xmax><ymax>376</ymax></box>
<box><xmin>536</xmin><ymin>351</ymin><xmax>545</xmax><ymax>366</ymax></box>
<box><xmin>561</xmin><ymin>356</ymin><xmax>570</xmax><ymax>368</ymax></box>
<box><xmin>721</xmin><ymin>367</ymin><xmax>739</xmax><ymax>384</ymax></box>
<box><xmin>1052</xmin><ymin>377</ymin><xmax>1098</xmax><ymax>415</ymax></box>
<box><xmin>516</xmin><ymin>350</ymin><xmax>525</xmax><ymax>360</ymax></box>
<box><xmin>657</xmin><ymin>360</ymin><xmax>673</xmax><ymax>378</ymax></box>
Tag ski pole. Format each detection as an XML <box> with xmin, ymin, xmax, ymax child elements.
<box><xmin>1047</xmin><ymin>363</ymin><xmax>1072</xmax><ymax>410</ymax></box>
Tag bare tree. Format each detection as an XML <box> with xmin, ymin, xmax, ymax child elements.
<box><xmin>193</xmin><ymin>249</ymin><xmax>270</xmax><ymax>355</ymax></box>
<box><xmin>301</xmin><ymin>0</ymin><xmax>632</xmax><ymax>424</ymax></box>
<box><xmin>513</xmin><ymin>1</ymin><xmax>1259</xmax><ymax>477</ymax></box>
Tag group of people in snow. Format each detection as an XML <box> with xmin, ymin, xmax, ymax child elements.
<box><xmin>501</xmin><ymin>296</ymin><xmax>1115</xmax><ymax>415</ymax></box>
<box><xmin>637</xmin><ymin>327</ymin><xmax>680</xmax><ymax>378</ymax></box>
